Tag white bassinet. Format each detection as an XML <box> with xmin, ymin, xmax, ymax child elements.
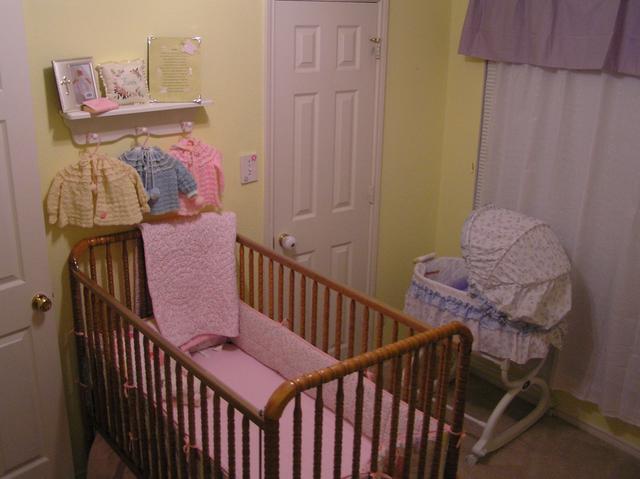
<box><xmin>404</xmin><ymin>205</ymin><xmax>572</xmax><ymax>463</ymax></box>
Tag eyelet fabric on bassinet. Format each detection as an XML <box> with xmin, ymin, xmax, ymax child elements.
<box><xmin>405</xmin><ymin>258</ymin><xmax>566</xmax><ymax>364</ymax></box>
<box><xmin>461</xmin><ymin>205</ymin><xmax>571</xmax><ymax>329</ymax></box>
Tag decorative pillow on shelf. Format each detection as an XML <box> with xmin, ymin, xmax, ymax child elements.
<box><xmin>97</xmin><ymin>59</ymin><xmax>150</xmax><ymax>105</ymax></box>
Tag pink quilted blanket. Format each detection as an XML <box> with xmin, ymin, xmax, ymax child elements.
<box><xmin>138</xmin><ymin>212</ymin><xmax>239</xmax><ymax>348</ymax></box>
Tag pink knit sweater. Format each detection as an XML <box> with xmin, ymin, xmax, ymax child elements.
<box><xmin>170</xmin><ymin>137</ymin><xmax>224</xmax><ymax>215</ymax></box>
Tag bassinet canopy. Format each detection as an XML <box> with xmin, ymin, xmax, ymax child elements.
<box><xmin>461</xmin><ymin>205</ymin><xmax>571</xmax><ymax>329</ymax></box>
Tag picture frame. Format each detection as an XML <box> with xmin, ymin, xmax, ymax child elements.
<box><xmin>147</xmin><ymin>36</ymin><xmax>202</xmax><ymax>103</ymax></box>
<box><xmin>52</xmin><ymin>57</ymin><xmax>99</xmax><ymax>112</ymax></box>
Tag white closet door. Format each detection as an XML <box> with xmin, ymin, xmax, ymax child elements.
<box><xmin>0</xmin><ymin>1</ymin><xmax>73</xmax><ymax>477</ymax></box>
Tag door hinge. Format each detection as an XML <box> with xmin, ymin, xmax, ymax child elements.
<box><xmin>368</xmin><ymin>185</ymin><xmax>376</xmax><ymax>205</ymax></box>
<box><xmin>369</xmin><ymin>37</ymin><xmax>382</xmax><ymax>60</ymax></box>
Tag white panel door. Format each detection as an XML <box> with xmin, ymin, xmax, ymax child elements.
<box><xmin>0</xmin><ymin>1</ymin><xmax>73</xmax><ymax>478</ymax></box>
<box><xmin>273</xmin><ymin>0</ymin><xmax>381</xmax><ymax>293</ymax></box>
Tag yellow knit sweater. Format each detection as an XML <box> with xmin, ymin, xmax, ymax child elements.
<box><xmin>47</xmin><ymin>153</ymin><xmax>150</xmax><ymax>227</ymax></box>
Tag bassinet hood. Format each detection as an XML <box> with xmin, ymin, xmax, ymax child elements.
<box><xmin>460</xmin><ymin>205</ymin><xmax>571</xmax><ymax>328</ymax></box>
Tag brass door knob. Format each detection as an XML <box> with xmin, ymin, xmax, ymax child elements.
<box><xmin>32</xmin><ymin>293</ymin><xmax>53</xmax><ymax>312</ymax></box>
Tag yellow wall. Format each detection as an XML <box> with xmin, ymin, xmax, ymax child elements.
<box><xmin>23</xmin><ymin>0</ymin><xmax>265</xmax><ymax>472</ymax></box>
<box><xmin>434</xmin><ymin>0</ymin><xmax>484</xmax><ymax>256</ymax></box>
<box><xmin>375</xmin><ymin>0</ymin><xmax>451</xmax><ymax>308</ymax></box>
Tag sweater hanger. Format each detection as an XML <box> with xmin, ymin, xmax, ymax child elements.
<box><xmin>84</xmin><ymin>132</ymin><xmax>101</xmax><ymax>157</ymax></box>
<box><xmin>135</xmin><ymin>126</ymin><xmax>151</xmax><ymax>148</ymax></box>
<box><xmin>180</xmin><ymin>121</ymin><xmax>194</xmax><ymax>140</ymax></box>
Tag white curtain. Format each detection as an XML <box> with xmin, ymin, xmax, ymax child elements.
<box><xmin>477</xmin><ymin>62</ymin><xmax>640</xmax><ymax>426</ymax></box>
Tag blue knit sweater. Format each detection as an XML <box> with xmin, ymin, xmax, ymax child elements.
<box><xmin>120</xmin><ymin>146</ymin><xmax>197</xmax><ymax>215</ymax></box>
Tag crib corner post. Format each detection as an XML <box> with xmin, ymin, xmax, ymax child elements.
<box><xmin>263</xmin><ymin>418</ymin><xmax>280</xmax><ymax>479</ymax></box>
<box><xmin>68</xmin><ymin>270</ymin><xmax>95</xmax><ymax>456</ymax></box>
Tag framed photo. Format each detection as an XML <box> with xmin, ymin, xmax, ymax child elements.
<box><xmin>52</xmin><ymin>57</ymin><xmax>99</xmax><ymax>112</ymax></box>
<box><xmin>147</xmin><ymin>36</ymin><xmax>202</xmax><ymax>103</ymax></box>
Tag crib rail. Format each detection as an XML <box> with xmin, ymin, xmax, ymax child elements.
<box><xmin>262</xmin><ymin>323</ymin><xmax>471</xmax><ymax>479</ymax></box>
<box><xmin>69</xmin><ymin>229</ymin><xmax>472</xmax><ymax>479</ymax></box>
<box><xmin>69</xmin><ymin>232</ymin><xmax>266</xmax><ymax>478</ymax></box>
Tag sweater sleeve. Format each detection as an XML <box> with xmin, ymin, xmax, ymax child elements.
<box><xmin>46</xmin><ymin>174</ymin><xmax>64</xmax><ymax>225</ymax></box>
<box><xmin>131</xmin><ymin>169</ymin><xmax>150</xmax><ymax>213</ymax></box>
<box><xmin>175</xmin><ymin>160</ymin><xmax>198</xmax><ymax>197</ymax></box>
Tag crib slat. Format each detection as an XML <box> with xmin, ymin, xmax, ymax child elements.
<box><xmin>313</xmin><ymin>385</ymin><xmax>324</xmax><ymax>479</ymax></box>
<box><xmin>238</xmin><ymin>245</ymin><xmax>245</xmax><ymax>302</ymax></box>
<box><xmin>402</xmin><ymin>352</ymin><xmax>412</xmax><ymax>402</ymax></box>
<box><xmin>121</xmin><ymin>240</ymin><xmax>132</xmax><ymax>310</ymax></box>
<box><xmin>376</xmin><ymin>312</ymin><xmax>384</xmax><ymax>350</ymax></box>
<box><xmin>109</xmin><ymin>309</ymin><xmax>123</xmax><ymax>446</ymax></box>
<box><xmin>249</xmin><ymin>249</ymin><xmax>255</xmax><ymax>308</ymax></box>
<box><xmin>293</xmin><ymin>393</ymin><xmax>302</xmax><ymax>479</ymax></box>
<box><xmin>227</xmin><ymin>403</ymin><xmax>237</xmax><ymax>479</ymax></box>
<box><xmin>116</xmin><ymin>315</ymin><xmax>131</xmax><ymax>460</ymax></box>
<box><xmin>311</xmin><ymin>281</ymin><xmax>318</xmax><ymax>346</ymax></box>
<box><xmin>99</xmin><ymin>301</ymin><xmax>113</xmax><ymax>436</ymax></box>
<box><xmin>361</xmin><ymin>307</ymin><xmax>370</xmax><ymax>354</ymax></box>
<box><xmin>417</xmin><ymin>344</ymin><xmax>437</xmax><ymax>478</ymax></box>
<box><xmin>347</xmin><ymin>299</ymin><xmax>356</xmax><ymax>358</ymax></box>
<box><xmin>322</xmin><ymin>287</ymin><xmax>330</xmax><ymax>353</ymax></box>
<box><xmin>288</xmin><ymin>269</ymin><xmax>295</xmax><ymax>330</ymax></box>
<box><xmin>370</xmin><ymin>358</ymin><xmax>384</xmax><ymax>473</ymax></box>
<box><xmin>133</xmin><ymin>329</ymin><xmax>149</xmax><ymax>472</ymax></box>
<box><xmin>350</xmin><ymin>371</ymin><xmax>364</xmax><ymax>478</ymax></box>
<box><xmin>444</xmin><ymin>338</ymin><xmax>472</xmax><ymax>478</ymax></box>
<box><xmin>82</xmin><ymin>286</ymin><xmax>100</xmax><ymax>428</ymax></box>
<box><xmin>89</xmin><ymin>245</ymin><xmax>97</xmax><ymax>281</ymax></box>
<box><xmin>258</xmin><ymin>252</ymin><xmax>264</xmax><ymax>313</ymax></box>
<box><xmin>187</xmin><ymin>373</ymin><xmax>198</xmax><ymax>479</ymax></box>
<box><xmin>105</xmin><ymin>243</ymin><xmax>115</xmax><ymax>295</ymax></box>
<box><xmin>93</xmin><ymin>297</ymin><xmax>108</xmax><ymax>432</ymax></box>
<box><xmin>334</xmin><ymin>293</ymin><xmax>343</xmax><ymax>359</ymax></box>
<box><xmin>213</xmin><ymin>393</ymin><xmax>222</xmax><ymax>479</ymax></box>
<box><xmin>333</xmin><ymin>378</ymin><xmax>344</xmax><ymax>479</ymax></box>
<box><xmin>142</xmin><ymin>337</ymin><xmax>159</xmax><ymax>478</ymax></box>
<box><xmin>152</xmin><ymin>345</ymin><xmax>167</xmax><ymax>478</ymax></box>
<box><xmin>200</xmin><ymin>382</ymin><xmax>211</xmax><ymax>479</ymax></box>
<box><xmin>401</xmin><ymin>350</ymin><xmax>421</xmax><ymax>478</ymax></box>
<box><xmin>165</xmin><ymin>355</ymin><xmax>177</xmax><ymax>479</ymax></box>
<box><xmin>268</xmin><ymin>258</ymin><xmax>275</xmax><ymax>318</ymax></box>
<box><xmin>278</xmin><ymin>264</ymin><xmax>284</xmax><ymax>323</ymax></box>
<box><xmin>387</xmin><ymin>356</ymin><xmax>404</xmax><ymax>475</ymax></box>
<box><xmin>429</xmin><ymin>339</ymin><xmax>452</xmax><ymax>479</ymax></box>
<box><xmin>242</xmin><ymin>416</ymin><xmax>251</xmax><ymax>479</ymax></box>
<box><xmin>122</xmin><ymin>320</ymin><xmax>138</xmax><ymax>467</ymax></box>
<box><xmin>175</xmin><ymin>364</ymin><xmax>188</xmax><ymax>479</ymax></box>
<box><xmin>300</xmin><ymin>275</ymin><xmax>307</xmax><ymax>340</ymax></box>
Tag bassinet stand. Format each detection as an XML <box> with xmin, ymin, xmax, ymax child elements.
<box><xmin>462</xmin><ymin>352</ymin><xmax>551</xmax><ymax>465</ymax></box>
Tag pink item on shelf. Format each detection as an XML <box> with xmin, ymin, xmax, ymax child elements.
<box><xmin>170</xmin><ymin>138</ymin><xmax>225</xmax><ymax>215</ymax></box>
<box><xmin>138</xmin><ymin>212</ymin><xmax>239</xmax><ymax>349</ymax></box>
<box><xmin>81</xmin><ymin>97</ymin><xmax>119</xmax><ymax>114</ymax></box>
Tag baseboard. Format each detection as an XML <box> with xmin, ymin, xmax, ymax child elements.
<box><xmin>551</xmin><ymin>408</ymin><xmax>640</xmax><ymax>461</ymax></box>
<box><xmin>470</xmin><ymin>358</ymin><xmax>640</xmax><ymax>461</ymax></box>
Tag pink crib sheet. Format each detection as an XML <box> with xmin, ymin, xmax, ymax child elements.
<box><xmin>191</xmin><ymin>344</ymin><xmax>373</xmax><ymax>478</ymax></box>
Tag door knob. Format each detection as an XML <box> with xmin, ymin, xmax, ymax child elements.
<box><xmin>278</xmin><ymin>233</ymin><xmax>297</xmax><ymax>251</ymax></box>
<box><xmin>32</xmin><ymin>293</ymin><xmax>53</xmax><ymax>312</ymax></box>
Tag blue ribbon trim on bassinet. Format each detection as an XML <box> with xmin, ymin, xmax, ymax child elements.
<box><xmin>407</xmin><ymin>280</ymin><xmax>546</xmax><ymax>334</ymax></box>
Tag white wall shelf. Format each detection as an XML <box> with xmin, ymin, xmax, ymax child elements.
<box><xmin>61</xmin><ymin>99</ymin><xmax>212</xmax><ymax>145</ymax></box>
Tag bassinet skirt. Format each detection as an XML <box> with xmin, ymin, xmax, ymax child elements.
<box><xmin>404</xmin><ymin>258</ymin><xmax>566</xmax><ymax>364</ymax></box>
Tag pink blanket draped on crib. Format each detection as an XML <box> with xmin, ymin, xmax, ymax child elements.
<box><xmin>138</xmin><ymin>212</ymin><xmax>239</xmax><ymax>349</ymax></box>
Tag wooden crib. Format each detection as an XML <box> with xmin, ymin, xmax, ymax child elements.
<box><xmin>69</xmin><ymin>230</ymin><xmax>472</xmax><ymax>478</ymax></box>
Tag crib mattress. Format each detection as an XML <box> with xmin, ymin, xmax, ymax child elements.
<box><xmin>190</xmin><ymin>343</ymin><xmax>373</xmax><ymax>478</ymax></box>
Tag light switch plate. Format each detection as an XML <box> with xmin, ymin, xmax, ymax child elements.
<box><xmin>240</xmin><ymin>153</ymin><xmax>258</xmax><ymax>184</ymax></box>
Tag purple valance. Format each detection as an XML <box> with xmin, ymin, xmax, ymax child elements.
<box><xmin>459</xmin><ymin>0</ymin><xmax>640</xmax><ymax>77</ymax></box>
